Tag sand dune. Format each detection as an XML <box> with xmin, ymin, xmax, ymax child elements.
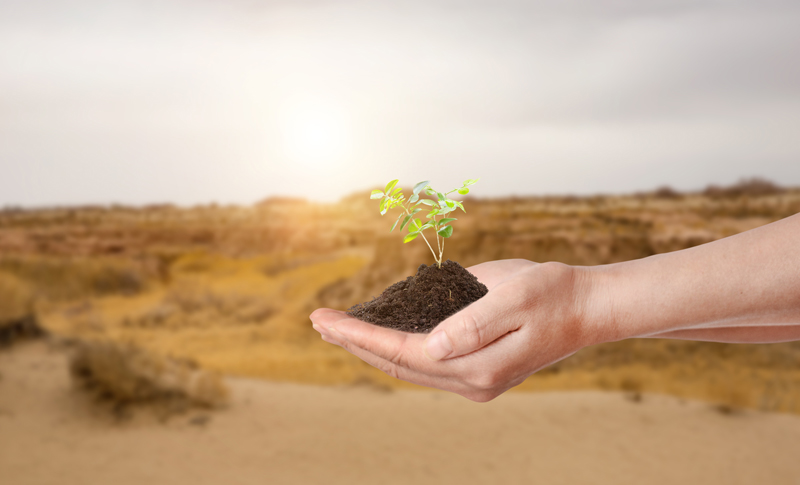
<box><xmin>2</xmin><ymin>341</ymin><xmax>799</xmax><ymax>485</ymax></box>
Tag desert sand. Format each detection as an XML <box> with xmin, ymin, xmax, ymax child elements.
<box><xmin>2</xmin><ymin>341</ymin><xmax>799</xmax><ymax>485</ymax></box>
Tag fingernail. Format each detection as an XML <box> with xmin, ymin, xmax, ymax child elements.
<box><xmin>425</xmin><ymin>332</ymin><xmax>453</xmax><ymax>360</ymax></box>
<box><xmin>312</xmin><ymin>323</ymin><xmax>329</xmax><ymax>337</ymax></box>
<box><xmin>320</xmin><ymin>334</ymin><xmax>341</xmax><ymax>346</ymax></box>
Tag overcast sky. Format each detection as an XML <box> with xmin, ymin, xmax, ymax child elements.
<box><xmin>1</xmin><ymin>0</ymin><xmax>799</xmax><ymax>206</ymax></box>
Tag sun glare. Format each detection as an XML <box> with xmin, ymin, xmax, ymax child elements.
<box><xmin>280</xmin><ymin>98</ymin><xmax>351</xmax><ymax>167</ymax></box>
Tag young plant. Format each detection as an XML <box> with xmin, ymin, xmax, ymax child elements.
<box><xmin>370</xmin><ymin>178</ymin><xmax>478</xmax><ymax>268</ymax></box>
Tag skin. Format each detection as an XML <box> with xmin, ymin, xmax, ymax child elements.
<box><xmin>310</xmin><ymin>213</ymin><xmax>800</xmax><ymax>402</ymax></box>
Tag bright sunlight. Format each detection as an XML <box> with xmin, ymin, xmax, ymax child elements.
<box><xmin>279</xmin><ymin>97</ymin><xmax>351</xmax><ymax>167</ymax></box>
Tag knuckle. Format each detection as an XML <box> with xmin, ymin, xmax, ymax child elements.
<box><xmin>376</xmin><ymin>360</ymin><xmax>401</xmax><ymax>380</ymax></box>
<box><xmin>467</xmin><ymin>371</ymin><xmax>498</xmax><ymax>391</ymax></box>
<box><xmin>458</xmin><ymin>312</ymin><xmax>485</xmax><ymax>350</ymax></box>
<box><xmin>386</xmin><ymin>335</ymin><xmax>410</xmax><ymax>368</ymax></box>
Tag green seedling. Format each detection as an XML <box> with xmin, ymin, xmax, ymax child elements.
<box><xmin>370</xmin><ymin>178</ymin><xmax>479</xmax><ymax>268</ymax></box>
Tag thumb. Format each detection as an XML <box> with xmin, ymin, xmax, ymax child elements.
<box><xmin>423</xmin><ymin>289</ymin><xmax>522</xmax><ymax>361</ymax></box>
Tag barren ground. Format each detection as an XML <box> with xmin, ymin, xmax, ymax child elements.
<box><xmin>2</xmin><ymin>341</ymin><xmax>800</xmax><ymax>485</ymax></box>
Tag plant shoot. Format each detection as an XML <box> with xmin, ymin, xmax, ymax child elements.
<box><xmin>370</xmin><ymin>179</ymin><xmax>478</xmax><ymax>268</ymax></box>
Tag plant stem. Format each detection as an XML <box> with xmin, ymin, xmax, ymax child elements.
<box><xmin>401</xmin><ymin>204</ymin><xmax>439</xmax><ymax>266</ymax></box>
<box><xmin>434</xmin><ymin>214</ymin><xmax>442</xmax><ymax>267</ymax></box>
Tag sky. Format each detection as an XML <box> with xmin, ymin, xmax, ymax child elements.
<box><xmin>1</xmin><ymin>0</ymin><xmax>799</xmax><ymax>206</ymax></box>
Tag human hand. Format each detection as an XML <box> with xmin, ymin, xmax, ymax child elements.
<box><xmin>310</xmin><ymin>260</ymin><xmax>597</xmax><ymax>402</ymax></box>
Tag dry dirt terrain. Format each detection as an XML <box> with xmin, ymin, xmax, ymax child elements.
<box><xmin>2</xmin><ymin>341</ymin><xmax>800</xmax><ymax>485</ymax></box>
<box><xmin>1</xmin><ymin>180</ymin><xmax>800</xmax><ymax>413</ymax></box>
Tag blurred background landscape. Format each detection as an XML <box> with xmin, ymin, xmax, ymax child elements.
<box><xmin>2</xmin><ymin>0</ymin><xmax>800</xmax><ymax>483</ymax></box>
<box><xmin>2</xmin><ymin>178</ymin><xmax>800</xmax><ymax>413</ymax></box>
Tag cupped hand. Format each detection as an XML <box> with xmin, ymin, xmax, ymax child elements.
<box><xmin>310</xmin><ymin>259</ymin><xmax>594</xmax><ymax>402</ymax></box>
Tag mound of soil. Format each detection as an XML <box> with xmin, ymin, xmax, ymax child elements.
<box><xmin>346</xmin><ymin>260</ymin><xmax>488</xmax><ymax>333</ymax></box>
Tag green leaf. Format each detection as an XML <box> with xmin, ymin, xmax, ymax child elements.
<box><xmin>425</xmin><ymin>187</ymin><xmax>437</xmax><ymax>195</ymax></box>
<box><xmin>403</xmin><ymin>233</ymin><xmax>419</xmax><ymax>243</ymax></box>
<box><xmin>370</xmin><ymin>190</ymin><xmax>384</xmax><ymax>200</ymax></box>
<box><xmin>412</xmin><ymin>181</ymin><xmax>429</xmax><ymax>196</ymax></box>
<box><xmin>458</xmin><ymin>187</ymin><xmax>469</xmax><ymax>195</ymax></box>
<box><xmin>385</xmin><ymin>179</ymin><xmax>399</xmax><ymax>194</ymax></box>
<box><xmin>399</xmin><ymin>215</ymin><xmax>412</xmax><ymax>230</ymax></box>
<box><xmin>445</xmin><ymin>200</ymin><xmax>455</xmax><ymax>208</ymax></box>
<box><xmin>413</xmin><ymin>218</ymin><xmax>423</xmax><ymax>229</ymax></box>
<box><xmin>454</xmin><ymin>201</ymin><xmax>466</xmax><ymax>213</ymax></box>
<box><xmin>409</xmin><ymin>194</ymin><xmax>419</xmax><ymax>203</ymax></box>
<box><xmin>392</xmin><ymin>187</ymin><xmax>403</xmax><ymax>197</ymax></box>
<box><xmin>439</xmin><ymin>218</ymin><xmax>457</xmax><ymax>225</ymax></box>
<box><xmin>418</xmin><ymin>199</ymin><xmax>436</xmax><ymax>206</ymax></box>
<box><xmin>464</xmin><ymin>178</ymin><xmax>479</xmax><ymax>186</ymax></box>
<box><xmin>437</xmin><ymin>226</ymin><xmax>453</xmax><ymax>238</ymax></box>
<box><xmin>436</xmin><ymin>192</ymin><xmax>446</xmax><ymax>201</ymax></box>
<box><xmin>410</xmin><ymin>208</ymin><xmax>422</xmax><ymax>216</ymax></box>
<box><xmin>426</xmin><ymin>209</ymin><xmax>440</xmax><ymax>218</ymax></box>
<box><xmin>390</xmin><ymin>213</ymin><xmax>403</xmax><ymax>232</ymax></box>
<box><xmin>419</xmin><ymin>223</ymin><xmax>434</xmax><ymax>231</ymax></box>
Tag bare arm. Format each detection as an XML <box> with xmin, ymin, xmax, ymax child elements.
<box><xmin>588</xmin><ymin>212</ymin><xmax>800</xmax><ymax>344</ymax></box>
<box><xmin>310</xmin><ymin>213</ymin><xmax>800</xmax><ymax>401</ymax></box>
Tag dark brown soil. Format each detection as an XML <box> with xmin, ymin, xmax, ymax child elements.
<box><xmin>346</xmin><ymin>260</ymin><xmax>488</xmax><ymax>333</ymax></box>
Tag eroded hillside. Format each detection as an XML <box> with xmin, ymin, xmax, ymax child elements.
<box><xmin>2</xmin><ymin>182</ymin><xmax>799</xmax><ymax>412</ymax></box>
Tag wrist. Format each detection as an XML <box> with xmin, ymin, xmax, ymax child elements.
<box><xmin>573</xmin><ymin>263</ymin><xmax>628</xmax><ymax>346</ymax></box>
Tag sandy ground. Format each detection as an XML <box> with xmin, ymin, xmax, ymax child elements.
<box><xmin>2</xmin><ymin>341</ymin><xmax>800</xmax><ymax>485</ymax></box>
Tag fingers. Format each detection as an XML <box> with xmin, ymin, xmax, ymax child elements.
<box><xmin>316</xmin><ymin>316</ymin><xmax>526</xmax><ymax>402</ymax></box>
<box><xmin>423</xmin><ymin>280</ymin><xmax>529</xmax><ymax>361</ymax></box>
<box><xmin>321</xmin><ymin>330</ymin><xmax>471</xmax><ymax>395</ymax></box>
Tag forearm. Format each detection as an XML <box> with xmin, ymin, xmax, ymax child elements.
<box><xmin>646</xmin><ymin>325</ymin><xmax>800</xmax><ymax>343</ymax></box>
<box><xmin>582</xmin><ymin>213</ymin><xmax>800</xmax><ymax>344</ymax></box>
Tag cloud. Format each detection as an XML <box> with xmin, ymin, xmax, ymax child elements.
<box><xmin>1</xmin><ymin>0</ymin><xmax>798</xmax><ymax>205</ymax></box>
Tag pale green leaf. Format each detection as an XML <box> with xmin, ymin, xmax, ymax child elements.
<box><xmin>370</xmin><ymin>190</ymin><xmax>384</xmax><ymax>200</ymax></box>
<box><xmin>439</xmin><ymin>218</ymin><xmax>457</xmax><ymax>225</ymax></box>
<box><xmin>464</xmin><ymin>178</ymin><xmax>479</xmax><ymax>186</ymax></box>
<box><xmin>436</xmin><ymin>192</ymin><xmax>446</xmax><ymax>201</ymax></box>
<box><xmin>458</xmin><ymin>187</ymin><xmax>469</xmax><ymax>195</ymax></box>
<box><xmin>385</xmin><ymin>179</ymin><xmax>399</xmax><ymax>194</ymax></box>
<box><xmin>412</xmin><ymin>181</ymin><xmax>430</xmax><ymax>195</ymax></box>
<box><xmin>399</xmin><ymin>215</ymin><xmax>412</xmax><ymax>230</ymax></box>
<box><xmin>390</xmin><ymin>213</ymin><xmax>403</xmax><ymax>232</ymax></box>
<box><xmin>419</xmin><ymin>199</ymin><xmax>436</xmax><ymax>206</ymax></box>
<box><xmin>403</xmin><ymin>233</ymin><xmax>419</xmax><ymax>243</ymax></box>
<box><xmin>392</xmin><ymin>187</ymin><xmax>403</xmax><ymax>197</ymax></box>
<box><xmin>409</xmin><ymin>194</ymin><xmax>419</xmax><ymax>203</ymax></box>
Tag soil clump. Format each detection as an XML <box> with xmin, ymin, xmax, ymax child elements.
<box><xmin>346</xmin><ymin>260</ymin><xmax>488</xmax><ymax>333</ymax></box>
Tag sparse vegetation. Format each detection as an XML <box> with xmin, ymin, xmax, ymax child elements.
<box><xmin>70</xmin><ymin>340</ymin><xmax>228</xmax><ymax>414</ymax></box>
<box><xmin>0</xmin><ymin>272</ymin><xmax>45</xmax><ymax>347</ymax></box>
